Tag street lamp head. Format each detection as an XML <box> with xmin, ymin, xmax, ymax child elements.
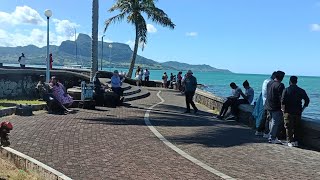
<box><xmin>109</xmin><ymin>44</ymin><xmax>112</xmax><ymax>48</ymax></box>
<box><xmin>44</xmin><ymin>9</ymin><xmax>52</xmax><ymax>18</ymax></box>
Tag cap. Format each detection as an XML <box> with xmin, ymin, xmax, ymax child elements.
<box><xmin>187</xmin><ymin>70</ymin><xmax>193</xmax><ymax>74</ymax></box>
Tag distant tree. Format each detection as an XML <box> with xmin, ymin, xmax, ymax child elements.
<box><xmin>104</xmin><ymin>0</ymin><xmax>175</xmax><ymax>78</ymax></box>
<box><xmin>91</xmin><ymin>0</ymin><xmax>99</xmax><ymax>81</ymax></box>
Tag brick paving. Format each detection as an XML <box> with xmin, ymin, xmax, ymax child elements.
<box><xmin>149</xmin><ymin>88</ymin><xmax>320</xmax><ymax>180</ymax></box>
<box><xmin>1</xmin><ymin>89</ymin><xmax>220</xmax><ymax>180</ymax></box>
<box><xmin>1</xmin><ymin>87</ymin><xmax>320</xmax><ymax>179</ymax></box>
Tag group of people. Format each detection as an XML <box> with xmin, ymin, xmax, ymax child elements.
<box><xmin>135</xmin><ymin>66</ymin><xmax>150</xmax><ymax>87</ymax></box>
<box><xmin>36</xmin><ymin>75</ymin><xmax>74</xmax><ymax>114</ymax></box>
<box><xmin>93</xmin><ymin>70</ymin><xmax>124</xmax><ymax>106</ymax></box>
<box><xmin>254</xmin><ymin>71</ymin><xmax>309</xmax><ymax>147</ymax></box>
<box><xmin>215</xmin><ymin>70</ymin><xmax>309</xmax><ymax>147</ymax></box>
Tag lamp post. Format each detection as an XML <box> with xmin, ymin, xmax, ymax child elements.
<box><xmin>101</xmin><ymin>35</ymin><xmax>105</xmax><ymax>70</ymax></box>
<box><xmin>109</xmin><ymin>44</ymin><xmax>112</xmax><ymax>71</ymax></box>
<box><xmin>44</xmin><ymin>9</ymin><xmax>52</xmax><ymax>83</ymax></box>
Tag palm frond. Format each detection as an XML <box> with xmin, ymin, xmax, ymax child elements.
<box><xmin>142</xmin><ymin>7</ymin><xmax>175</xmax><ymax>29</ymax></box>
<box><xmin>104</xmin><ymin>12</ymin><xmax>127</xmax><ymax>33</ymax></box>
<box><xmin>109</xmin><ymin>0</ymin><xmax>132</xmax><ymax>12</ymax></box>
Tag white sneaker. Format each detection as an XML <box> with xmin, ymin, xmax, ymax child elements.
<box><xmin>292</xmin><ymin>141</ymin><xmax>299</xmax><ymax>147</ymax></box>
<box><xmin>263</xmin><ymin>133</ymin><xmax>269</xmax><ymax>138</ymax></box>
<box><xmin>255</xmin><ymin>131</ymin><xmax>263</xmax><ymax>136</ymax></box>
<box><xmin>268</xmin><ymin>138</ymin><xmax>282</xmax><ymax>144</ymax></box>
<box><xmin>287</xmin><ymin>142</ymin><xmax>294</xmax><ymax>147</ymax></box>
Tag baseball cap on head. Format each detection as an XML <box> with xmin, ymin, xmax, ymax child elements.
<box><xmin>187</xmin><ymin>70</ymin><xmax>193</xmax><ymax>74</ymax></box>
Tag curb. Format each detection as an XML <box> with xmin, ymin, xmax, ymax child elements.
<box><xmin>0</xmin><ymin>147</ymin><xmax>72</xmax><ymax>180</ymax></box>
<box><xmin>0</xmin><ymin>104</ymin><xmax>46</xmax><ymax>117</ymax></box>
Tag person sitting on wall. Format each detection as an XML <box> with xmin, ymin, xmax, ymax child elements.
<box><xmin>49</xmin><ymin>76</ymin><xmax>74</xmax><ymax>108</ymax></box>
<box><xmin>230</xmin><ymin>80</ymin><xmax>254</xmax><ymax>120</ymax></box>
<box><xmin>111</xmin><ymin>70</ymin><xmax>124</xmax><ymax>105</ymax></box>
<box><xmin>217</xmin><ymin>82</ymin><xmax>243</xmax><ymax>120</ymax></box>
<box><xmin>36</xmin><ymin>75</ymin><xmax>72</xmax><ymax>113</ymax></box>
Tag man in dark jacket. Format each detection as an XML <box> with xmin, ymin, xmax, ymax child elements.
<box><xmin>265</xmin><ymin>71</ymin><xmax>285</xmax><ymax>143</ymax></box>
<box><xmin>184</xmin><ymin>70</ymin><xmax>198</xmax><ymax>114</ymax></box>
<box><xmin>281</xmin><ymin>76</ymin><xmax>309</xmax><ymax>147</ymax></box>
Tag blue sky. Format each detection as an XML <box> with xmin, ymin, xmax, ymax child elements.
<box><xmin>1</xmin><ymin>0</ymin><xmax>320</xmax><ymax>76</ymax></box>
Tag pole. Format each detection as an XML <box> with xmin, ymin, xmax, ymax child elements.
<box><xmin>46</xmin><ymin>17</ymin><xmax>50</xmax><ymax>83</ymax></box>
<box><xmin>75</xmin><ymin>28</ymin><xmax>77</xmax><ymax>61</ymax></box>
<box><xmin>109</xmin><ymin>45</ymin><xmax>111</xmax><ymax>71</ymax></box>
<box><xmin>101</xmin><ymin>36</ymin><xmax>104</xmax><ymax>70</ymax></box>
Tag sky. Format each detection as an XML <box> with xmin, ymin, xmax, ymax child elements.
<box><xmin>1</xmin><ymin>0</ymin><xmax>320</xmax><ymax>76</ymax></box>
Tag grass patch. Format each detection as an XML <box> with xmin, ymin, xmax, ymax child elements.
<box><xmin>0</xmin><ymin>100</ymin><xmax>45</xmax><ymax>105</ymax></box>
<box><xmin>0</xmin><ymin>157</ymin><xmax>43</xmax><ymax>180</ymax></box>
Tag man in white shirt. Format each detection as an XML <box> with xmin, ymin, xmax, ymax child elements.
<box><xmin>217</xmin><ymin>82</ymin><xmax>242</xmax><ymax>119</ymax></box>
<box><xmin>231</xmin><ymin>80</ymin><xmax>254</xmax><ymax>120</ymax></box>
<box><xmin>255</xmin><ymin>72</ymin><xmax>276</xmax><ymax>136</ymax></box>
<box><xmin>18</xmin><ymin>53</ymin><xmax>26</xmax><ymax>68</ymax></box>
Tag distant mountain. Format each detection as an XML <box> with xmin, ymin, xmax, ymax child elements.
<box><xmin>0</xmin><ymin>33</ymin><xmax>231</xmax><ymax>72</ymax></box>
<box><xmin>161</xmin><ymin>61</ymin><xmax>231</xmax><ymax>73</ymax></box>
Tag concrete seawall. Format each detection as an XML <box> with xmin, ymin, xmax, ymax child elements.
<box><xmin>194</xmin><ymin>89</ymin><xmax>320</xmax><ymax>150</ymax></box>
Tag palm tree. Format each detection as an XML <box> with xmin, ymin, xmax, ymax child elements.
<box><xmin>104</xmin><ymin>0</ymin><xmax>175</xmax><ymax>78</ymax></box>
<box><xmin>91</xmin><ymin>0</ymin><xmax>99</xmax><ymax>81</ymax></box>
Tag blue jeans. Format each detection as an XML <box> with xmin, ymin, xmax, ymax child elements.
<box><xmin>269</xmin><ymin>111</ymin><xmax>284</xmax><ymax>140</ymax></box>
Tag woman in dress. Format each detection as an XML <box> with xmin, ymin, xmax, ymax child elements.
<box><xmin>50</xmin><ymin>76</ymin><xmax>73</xmax><ymax>107</ymax></box>
<box><xmin>162</xmin><ymin>72</ymin><xmax>168</xmax><ymax>88</ymax></box>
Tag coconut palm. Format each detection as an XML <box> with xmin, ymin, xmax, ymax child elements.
<box><xmin>91</xmin><ymin>0</ymin><xmax>99</xmax><ymax>81</ymax></box>
<box><xmin>104</xmin><ymin>0</ymin><xmax>175</xmax><ymax>78</ymax></box>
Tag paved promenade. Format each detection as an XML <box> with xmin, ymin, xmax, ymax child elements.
<box><xmin>2</xmin><ymin>88</ymin><xmax>320</xmax><ymax>179</ymax></box>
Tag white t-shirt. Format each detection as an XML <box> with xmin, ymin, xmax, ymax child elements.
<box><xmin>262</xmin><ymin>78</ymin><xmax>272</xmax><ymax>105</ymax></box>
<box><xmin>232</xmin><ymin>87</ymin><xmax>242</xmax><ymax>98</ymax></box>
<box><xmin>19</xmin><ymin>56</ymin><xmax>26</xmax><ymax>65</ymax></box>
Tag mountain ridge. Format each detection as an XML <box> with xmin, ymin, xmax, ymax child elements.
<box><xmin>0</xmin><ymin>33</ymin><xmax>231</xmax><ymax>73</ymax></box>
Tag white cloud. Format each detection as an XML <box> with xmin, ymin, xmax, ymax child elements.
<box><xmin>0</xmin><ymin>6</ymin><xmax>81</xmax><ymax>47</ymax></box>
<box><xmin>310</xmin><ymin>24</ymin><xmax>320</xmax><ymax>31</ymax></box>
<box><xmin>0</xmin><ymin>28</ymin><xmax>76</xmax><ymax>47</ymax></box>
<box><xmin>0</xmin><ymin>6</ymin><xmax>46</xmax><ymax>26</ymax></box>
<box><xmin>53</xmin><ymin>19</ymin><xmax>80</xmax><ymax>37</ymax></box>
<box><xmin>147</xmin><ymin>24</ymin><xmax>157</xmax><ymax>33</ymax></box>
<box><xmin>185</xmin><ymin>32</ymin><xmax>198</xmax><ymax>37</ymax></box>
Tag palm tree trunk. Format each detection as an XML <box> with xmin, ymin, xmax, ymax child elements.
<box><xmin>127</xmin><ymin>26</ymin><xmax>139</xmax><ymax>78</ymax></box>
<box><xmin>91</xmin><ymin>0</ymin><xmax>99</xmax><ymax>81</ymax></box>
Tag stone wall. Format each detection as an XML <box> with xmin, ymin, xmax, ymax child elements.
<box><xmin>0</xmin><ymin>68</ymin><xmax>90</xmax><ymax>99</ymax></box>
<box><xmin>194</xmin><ymin>89</ymin><xmax>320</xmax><ymax>150</ymax></box>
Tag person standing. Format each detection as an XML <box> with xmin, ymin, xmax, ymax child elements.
<box><xmin>183</xmin><ymin>70</ymin><xmax>198</xmax><ymax>114</ymax></box>
<box><xmin>255</xmin><ymin>71</ymin><xmax>277</xmax><ymax>136</ymax></box>
<box><xmin>265</xmin><ymin>71</ymin><xmax>285</xmax><ymax>144</ymax></box>
<box><xmin>144</xmin><ymin>69</ymin><xmax>150</xmax><ymax>82</ymax></box>
<box><xmin>49</xmin><ymin>53</ymin><xmax>53</xmax><ymax>70</ymax></box>
<box><xmin>111</xmin><ymin>70</ymin><xmax>124</xmax><ymax>104</ymax></box>
<box><xmin>177</xmin><ymin>71</ymin><xmax>183</xmax><ymax>91</ymax></box>
<box><xmin>18</xmin><ymin>53</ymin><xmax>26</xmax><ymax>68</ymax></box>
<box><xmin>162</xmin><ymin>72</ymin><xmax>168</xmax><ymax>88</ymax></box>
<box><xmin>281</xmin><ymin>76</ymin><xmax>309</xmax><ymax>147</ymax></box>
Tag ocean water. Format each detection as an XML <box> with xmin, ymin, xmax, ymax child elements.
<box><xmin>143</xmin><ymin>69</ymin><xmax>320</xmax><ymax>122</ymax></box>
<box><xmin>3</xmin><ymin>64</ymin><xmax>320</xmax><ymax>121</ymax></box>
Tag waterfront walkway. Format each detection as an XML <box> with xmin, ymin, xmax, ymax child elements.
<box><xmin>2</xmin><ymin>88</ymin><xmax>320</xmax><ymax>179</ymax></box>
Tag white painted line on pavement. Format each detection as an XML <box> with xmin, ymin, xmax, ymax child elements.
<box><xmin>144</xmin><ymin>91</ymin><xmax>235</xmax><ymax>180</ymax></box>
<box><xmin>2</xmin><ymin>147</ymin><xmax>73</xmax><ymax>180</ymax></box>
